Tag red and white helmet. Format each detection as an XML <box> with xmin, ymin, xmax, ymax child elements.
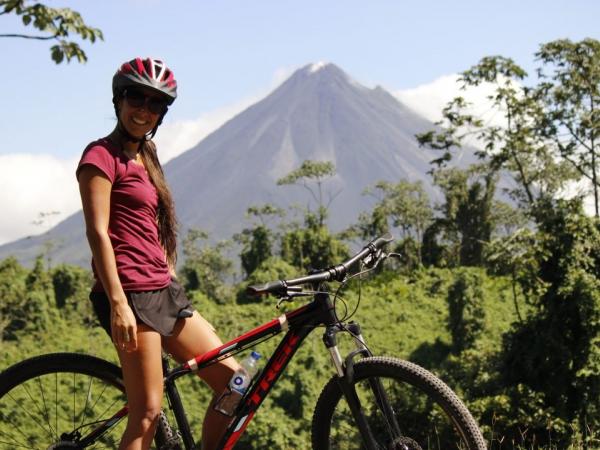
<box><xmin>112</xmin><ymin>57</ymin><xmax>177</xmax><ymax>105</ymax></box>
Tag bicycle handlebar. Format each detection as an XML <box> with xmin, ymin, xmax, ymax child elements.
<box><xmin>247</xmin><ymin>233</ymin><xmax>394</xmax><ymax>297</ymax></box>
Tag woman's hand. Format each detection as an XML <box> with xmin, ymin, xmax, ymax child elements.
<box><xmin>111</xmin><ymin>301</ymin><xmax>138</xmax><ymax>351</ymax></box>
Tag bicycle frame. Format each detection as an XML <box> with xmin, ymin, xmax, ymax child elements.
<box><xmin>78</xmin><ymin>289</ymin><xmax>391</xmax><ymax>450</ymax></box>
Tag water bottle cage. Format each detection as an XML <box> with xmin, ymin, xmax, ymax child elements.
<box><xmin>213</xmin><ymin>386</ymin><xmax>244</xmax><ymax>417</ymax></box>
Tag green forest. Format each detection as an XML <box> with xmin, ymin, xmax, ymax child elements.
<box><xmin>1</xmin><ymin>39</ymin><xmax>600</xmax><ymax>449</ymax></box>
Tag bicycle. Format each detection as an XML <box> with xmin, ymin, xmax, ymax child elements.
<box><xmin>0</xmin><ymin>234</ymin><xmax>487</xmax><ymax>450</ymax></box>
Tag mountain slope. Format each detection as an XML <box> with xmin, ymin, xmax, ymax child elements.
<box><xmin>0</xmin><ymin>63</ymin><xmax>457</xmax><ymax>267</ymax></box>
<box><xmin>167</xmin><ymin>62</ymin><xmax>442</xmax><ymax>232</ymax></box>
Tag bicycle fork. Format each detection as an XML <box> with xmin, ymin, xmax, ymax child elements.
<box><xmin>323</xmin><ymin>322</ymin><xmax>403</xmax><ymax>450</ymax></box>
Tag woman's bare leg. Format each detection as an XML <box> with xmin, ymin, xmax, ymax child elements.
<box><xmin>162</xmin><ymin>311</ymin><xmax>239</xmax><ymax>450</ymax></box>
<box><xmin>117</xmin><ymin>324</ymin><xmax>164</xmax><ymax>450</ymax></box>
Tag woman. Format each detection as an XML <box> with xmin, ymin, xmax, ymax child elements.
<box><xmin>77</xmin><ymin>57</ymin><xmax>237</xmax><ymax>450</ymax></box>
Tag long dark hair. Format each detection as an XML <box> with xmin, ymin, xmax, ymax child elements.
<box><xmin>113</xmin><ymin>95</ymin><xmax>178</xmax><ymax>267</ymax></box>
<box><xmin>139</xmin><ymin>139</ymin><xmax>178</xmax><ymax>268</ymax></box>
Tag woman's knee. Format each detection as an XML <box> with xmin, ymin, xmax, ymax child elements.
<box><xmin>127</xmin><ymin>403</ymin><xmax>162</xmax><ymax>431</ymax></box>
<box><xmin>126</xmin><ymin>387</ymin><xmax>163</xmax><ymax>428</ymax></box>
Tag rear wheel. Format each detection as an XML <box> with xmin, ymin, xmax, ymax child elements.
<box><xmin>0</xmin><ymin>353</ymin><xmax>172</xmax><ymax>449</ymax></box>
<box><xmin>311</xmin><ymin>357</ymin><xmax>487</xmax><ymax>450</ymax></box>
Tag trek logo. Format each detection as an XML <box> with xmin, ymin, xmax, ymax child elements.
<box><xmin>249</xmin><ymin>333</ymin><xmax>300</xmax><ymax>406</ymax></box>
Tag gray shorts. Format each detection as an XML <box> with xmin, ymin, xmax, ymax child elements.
<box><xmin>90</xmin><ymin>279</ymin><xmax>195</xmax><ymax>337</ymax></box>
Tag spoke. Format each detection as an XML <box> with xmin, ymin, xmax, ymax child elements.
<box><xmin>7</xmin><ymin>385</ymin><xmax>55</xmax><ymax>442</ymax></box>
<box><xmin>82</xmin><ymin>377</ymin><xmax>116</xmax><ymax>427</ymax></box>
<box><xmin>0</xmin><ymin>415</ymin><xmax>38</xmax><ymax>449</ymax></box>
<box><xmin>74</xmin><ymin>389</ymin><xmax>124</xmax><ymax>448</ymax></box>
<box><xmin>93</xmin><ymin>393</ymin><xmax>125</xmax><ymax>426</ymax></box>
<box><xmin>73</xmin><ymin>372</ymin><xmax>76</xmax><ymax>432</ymax></box>
<box><xmin>78</xmin><ymin>373</ymin><xmax>93</xmax><ymax>430</ymax></box>
<box><xmin>55</xmin><ymin>371</ymin><xmax>58</xmax><ymax>440</ymax></box>
<box><xmin>35</xmin><ymin>372</ymin><xmax>57</xmax><ymax>438</ymax></box>
<box><xmin>0</xmin><ymin>424</ymin><xmax>41</xmax><ymax>450</ymax></box>
<box><xmin>0</xmin><ymin>436</ymin><xmax>38</xmax><ymax>449</ymax></box>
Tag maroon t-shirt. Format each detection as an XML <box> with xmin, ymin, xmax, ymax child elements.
<box><xmin>76</xmin><ymin>138</ymin><xmax>171</xmax><ymax>292</ymax></box>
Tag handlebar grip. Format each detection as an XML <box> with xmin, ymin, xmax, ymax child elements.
<box><xmin>246</xmin><ymin>280</ymin><xmax>285</xmax><ymax>296</ymax></box>
<box><xmin>371</xmin><ymin>233</ymin><xmax>394</xmax><ymax>250</ymax></box>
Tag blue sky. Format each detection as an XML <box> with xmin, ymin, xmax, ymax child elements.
<box><xmin>0</xmin><ymin>0</ymin><xmax>598</xmax><ymax>244</ymax></box>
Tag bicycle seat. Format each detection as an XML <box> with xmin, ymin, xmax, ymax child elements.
<box><xmin>177</xmin><ymin>308</ymin><xmax>194</xmax><ymax>319</ymax></box>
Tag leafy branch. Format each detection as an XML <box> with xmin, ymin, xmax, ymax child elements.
<box><xmin>0</xmin><ymin>0</ymin><xmax>103</xmax><ymax>63</ymax></box>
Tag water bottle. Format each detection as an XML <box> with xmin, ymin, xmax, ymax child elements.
<box><xmin>214</xmin><ymin>351</ymin><xmax>261</xmax><ymax>416</ymax></box>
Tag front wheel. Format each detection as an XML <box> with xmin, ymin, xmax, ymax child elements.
<box><xmin>0</xmin><ymin>353</ymin><xmax>174</xmax><ymax>450</ymax></box>
<box><xmin>312</xmin><ymin>356</ymin><xmax>487</xmax><ymax>450</ymax></box>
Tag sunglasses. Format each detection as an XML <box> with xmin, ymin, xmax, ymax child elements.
<box><xmin>123</xmin><ymin>88</ymin><xmax>168</xmax><ymax>115</ymax></box>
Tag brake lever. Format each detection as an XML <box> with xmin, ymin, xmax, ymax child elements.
<box><xmin>276</xmin><ymin>289</ymin><xmax>311</xmax><ymax>309</ymax></box>
<box><xmin>360</xmin><ymin>251</ymin><xmax>400</xmax><ymax>274</ymax></box>
<box><xmin>363</xmin><ymin>249</ymin><xmax>384</xmax><ymax>268</ymax></box>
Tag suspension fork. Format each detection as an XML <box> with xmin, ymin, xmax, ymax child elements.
<box><xmin>323</xmin><ymin>321</ymin><xmax>379</xmax><ymax>450</ymax></box>
<box><xmin>323</xmin><ymin>321</ymin><xmax>402</xmax><ymax>448</ymax></box>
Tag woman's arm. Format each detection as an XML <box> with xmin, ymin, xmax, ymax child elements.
<box><xmin>78</xmin><ymin>165</ymin><xmax>138</xmax><ymax>350</ymax></box>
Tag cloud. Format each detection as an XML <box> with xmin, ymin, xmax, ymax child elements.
<box><xmin>392</xmin><ymin>74</ymin><xmax>505</xmax><ymax>157</ymax></box>
<box><xmin>0</xmin><ymin>154</ymin><xmax>81</xmax><ymax>245</ymax></box>
<box><xmin>394</xmin><ymin>73</ymin><xmax>507</xmax><ymax>130</ymax></box>
<box><xmin>393</xmin><ymin>73</ymin><xmax>521</xmax><ymax>151</ymax></box>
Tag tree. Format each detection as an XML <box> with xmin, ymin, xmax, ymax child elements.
<box><xmin>235</xmin><ymin>204</ymin><xmax>285</xmax><ymax>278</ymax></box>
<box><xmin>279</xmin><ymin>215</ymin><xmax>349</xmax><ymax>272</ymax></box>
<box><xmin>484</xmin><ymin>228</ymin><xmax>540</xmax><ymax>323</ymax></box>
<box><xmin>0</xmin><ymin>257</ymin><xmax>27</xmax><ymax>341</ymax></box>
<box><xmin>500</xmin><ymin>202</ymin><xmax>600</xmax><ymax>447</ymax></box>
<box><xmin>416</xmin><ymin>40</ymin><xmax>600</xmax><ymax>447</ymax></box>
<box><xmin>21</xmin><ymin>255</ymin><xmax>55</xmax><ymax>333</ymax></box>
<box><xmin>277</xmin><ymin>160</ymin><xmax>339</xmax><ymax>227</ymax></box>
<box><xmin>362</xmin><ymin>180</ymin><xmax>433</xmax><ymax>264</ymax></box>
<box><xmin>446</xmin><ymin>269</ymin><xmax>486</xmax><ymax>354</ymax></box>
<box><xmin>51</xmin><ymin>263</ymin><xmax>92</xmax><ymax>316</ymax></box>
<box><xmin>417</xmin><ymin>51</ymin><xmax>579</xmax><ymax>218</ymax></box>
<box><xmin>363</xmin><ymin>180</ymin><xmax>432</xmax><ymax>240</ymax></box>
<box><xmin>0</xmin><ymin>0</ymin><xmax>103</xmax><ymax>63</ymax></box>
<box><xmin>536</xmin><ymin>39</ymin><xmax>600</xmax><ymax>216</ymax></box>
<box><xmin>276</xmin><ymin>160</ymin><xmax>348</xmax><ymax>271</ymax></box>
<box><xmin>344</xmin><ymin>205</ymin><xmax>389</xmax><ymax>244</ymax></box>
<box><xmin>180</xmin><ymin>229</ymin><xmax>234</xmax><ymax>303</ymax></box>
<box><xmin>422</xmin><ymin>166</ymin><xmax>497</xmax><ymax>267</ymax></box>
